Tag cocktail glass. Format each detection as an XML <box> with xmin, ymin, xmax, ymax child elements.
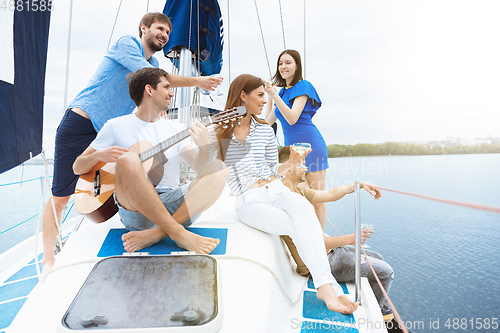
<box><xmin>291</xmin><ymin>142</ymin><xmax>311</xmax><ymax>169</ymax></box>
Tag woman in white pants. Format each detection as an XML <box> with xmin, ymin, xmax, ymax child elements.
<box><xmin>211</xmin><ymin>74</ymin><xmax>357</xmax><ymax>314</ymax></box>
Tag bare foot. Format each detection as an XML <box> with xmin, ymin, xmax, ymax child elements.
<box><xmin>316</xmin><ymin>284</ymin><xmax>349</xmax><ymax>313</ymax></box>
<box><xmin>339</xmin><ymin>294</ymin><xmax>359</xmax><ymax>314</ymax></box>
<box><xmin>172</xmin><ymin>229</ymin><xmax>220</xmax><ymax>254</ymax></box>
<box><xmin>40</xmin><ymin>258</ymin><xmax>54</xmax><ymax>283</ymax></box>
<box><xmin>122</xmin><ymin>228</ymin><xmax>166</xmax><ymax>252</ymax></box>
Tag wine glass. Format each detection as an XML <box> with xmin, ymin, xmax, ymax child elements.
<box><xmin>361</xmin><ymin>224</ymin><xmax>374</xmax><ymax>248</ymax></box>
<box><xmin>291</xmin><ymin>143</ymin><xmax>311</xmax><ymax>169</ymax></box>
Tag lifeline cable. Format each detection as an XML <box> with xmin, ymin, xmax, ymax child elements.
<box><xmin>377</xmin><ymin>186</ymin><xmax>500</xmax><ymax>214</ymax></box>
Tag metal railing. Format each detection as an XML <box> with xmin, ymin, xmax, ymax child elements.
<box><xmin>354</xmin><ymin>181</ymin><xmax>362</xmax><ymax>304</ymax></box>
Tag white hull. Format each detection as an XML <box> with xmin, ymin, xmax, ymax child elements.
<box><xmin>1</xmin><ymin>187</ymin><xmax>387</xmax><ymax>332</ymax></box>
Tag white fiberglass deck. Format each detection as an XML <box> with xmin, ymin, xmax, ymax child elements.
<box><xmin>0</xmin><ymin>188</ymin><xmax>387</xmax><ymax>333</ymax></box>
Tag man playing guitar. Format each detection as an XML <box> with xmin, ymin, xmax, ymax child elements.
<box><xmin>73</xmin><ymin>68</ymin><xmax>228</xmax><ymax>254</ymax></box>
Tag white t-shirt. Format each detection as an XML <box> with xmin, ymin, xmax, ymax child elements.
<box><xmin>90</xmin><ymin>114</ymin><xmax>190</xmax><ymax>188</ymax></box>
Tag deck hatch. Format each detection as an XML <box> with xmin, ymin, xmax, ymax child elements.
<box><xmin>61</xmin><ymin>255</ymin><xmax>219</xmax><ymax>331</ymax></box>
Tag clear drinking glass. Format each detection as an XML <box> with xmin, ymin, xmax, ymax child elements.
<box><xmin>361</xmin><ymin>224</ymin><xmax>374</xmax><ymax>248</ymax></box>
<box><xmin>291</xmin><ymin>142</ymin><xmax>311</xmax><ymax>169</ymax></box>
<box><xmin>200</xmin><ymin>74</ymin><xmax>223</xmax><ymax>97</ymax></box>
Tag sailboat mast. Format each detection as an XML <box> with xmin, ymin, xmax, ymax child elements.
<box><xmin>177</xmin><ymin>46</ymin><xmax>195</xmax><ymax>128</ymax></box>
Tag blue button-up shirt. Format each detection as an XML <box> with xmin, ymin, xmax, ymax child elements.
<box><xmin>69</xmin><ymin>35</ymin><xmax>159</xmax><ymax>132</ymax></box>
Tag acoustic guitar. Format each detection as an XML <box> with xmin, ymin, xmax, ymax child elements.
<box><xmin>74</xmin><ymin>107</ymin><xmax>246</xmax><ymax>223</ymax></box>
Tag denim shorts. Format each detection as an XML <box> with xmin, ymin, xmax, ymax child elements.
<box><xmin>115</xmin><ymin>184</ymin><xmax>198</xmax><ymax>231</ymax></box>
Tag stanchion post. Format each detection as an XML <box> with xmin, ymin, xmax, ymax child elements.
<box><xmin>354</xmin><ymin>180</ymin><xmax>362</xmax><ymax>305</ymax></box>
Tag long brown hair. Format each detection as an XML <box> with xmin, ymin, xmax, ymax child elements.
<box><xmin>271</xmin><ymin>49</ymin><xmax>303</xmax><ymax>87</ymax></box>
<box><xmin>215</xmin><ymin>74</ymin><xmax>268</xmax><ymax>161</ymax></box>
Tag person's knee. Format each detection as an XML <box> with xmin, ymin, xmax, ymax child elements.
<box><xmin>376</xmin><ymin>262</ymin><xmax>394</xmax><ymax>282</ymax></box>
<box><xmin>204</xmin><ymin>159</ymin><xmax>229</xmax><ymax>182</ymax></box>
<box><xmin>50</xmin><ymin>195</ymin><xmax>71</xmax><ymax>211</ymax></box>
<box><xmin>116</xmin><ymin>152</ymin><xmax>142</xmax><ymax>177</ymax></box>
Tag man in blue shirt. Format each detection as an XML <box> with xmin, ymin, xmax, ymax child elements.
<box><xmin>42</xmin><ymin>12</ymin><xmax>223</xmax><ymax>273</ymax></box>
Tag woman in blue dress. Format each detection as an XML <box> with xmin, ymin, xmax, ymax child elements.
<box><xmin>265</xmin><ymin>49</ymin><xmax>329</xmax><ymax>229</ymax></box>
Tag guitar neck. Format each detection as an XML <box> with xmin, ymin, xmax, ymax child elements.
<box><xmin>138</xmin><ymin>117</ymin><xmax>211</xmax><ymax>162</ymax></box>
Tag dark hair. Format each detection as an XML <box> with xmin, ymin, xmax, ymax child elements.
<box><xmin>139</xmin><ymin>12</ymin><xmax>172</xmax><ymax>37</ymax></box>
<box><xmin>215</xmin><ymin>74</ymin><xmax>268</xmax><ymax>161</ymax></box>
<box><xmin>271</xmin><ymin>49</ymin><xmax>303</xmax><ymax>87</ymax></box>
<box><xmin>278</xmin><ymin>146</ymin><xmax>291</xmax><ymax>163</ymax></box>
<box><xmin>128</xmin><ymin>68</ymin><xmax>170</xmax><ymax>106</ymax></box>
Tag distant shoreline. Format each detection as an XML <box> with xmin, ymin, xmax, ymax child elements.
<box><xmin>20</xmin><ymin>140</ymin><xmax>500</xmax><ymax>163</ymax></box>
<box><xmin>327</xmin><ymin>140</ymin><xmax>500</xmax><ymax>158</ymax></box>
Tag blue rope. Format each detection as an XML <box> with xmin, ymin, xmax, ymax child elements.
<box><xmin>0</xmin><ymin>178</ymin><xmax>39</xmax><ymax>186</ymax></box>
<box><xmin>0</xmin><ymin>213</ymin><xmax>39</xmax><ymax>235</ymax></box>
<box><xmin>0</xmin><ymin>176</ymin><xmax>52</xmax><ymax>187</ymax></box>
<box><xmin>62</xmin><ymin>202</ymin><xmax>75</xmax><ymax>223</ymax></box>
<box><xmin>0</xmin><ymin>201</ymin><xmax>74</xmax><ymax>235</ymax></box>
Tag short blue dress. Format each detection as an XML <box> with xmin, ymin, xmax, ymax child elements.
<box><xmin>275</xmin><ymin>80</ymin><xmax>329</xmax><ymax>172</ymax></box>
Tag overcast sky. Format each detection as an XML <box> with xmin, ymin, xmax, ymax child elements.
<box><xmin>41</xmin><ymin>0</ymin><xmax>500</xmax><ymax>157</ymax></box>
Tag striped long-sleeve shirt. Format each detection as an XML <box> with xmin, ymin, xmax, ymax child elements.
<box><xmin>209</xmin><ymin>117</ymin><xmax>279</xmax><ymax>196</ymax></box>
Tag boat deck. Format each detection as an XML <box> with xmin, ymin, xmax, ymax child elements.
<box><xmin>0</xmin><ymin>189</ymin><xmax>387</xmax><ymax>332</ymax></box>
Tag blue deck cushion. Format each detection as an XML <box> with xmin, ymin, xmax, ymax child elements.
<box><xmin>300</xmin><ymin>320</ymin><xmax>359</xmax><ymax>333</ymax></box>
<box><xmin>302</xmin><ymin>290</ymin><xmax>355</xmax><ymax>323</ymax></box>
<box><xmin>28</xmin><ymin>253</ymin><xmax>43</xmax><ymax>265</ymax></box>
<box><xmin>0</xmin><ymin>277</ymin><xmax>38</xmax><ymax>303</ymax></box>
<box><xmin>307</xmin><ymin>278</ymin><xmax>349</xmax><ymax>295</ymax></box>
<box><xmin>5</xmin><ymin>263</ymin><xmax>41</xmax><ymax>283</ymax></box>
<box><xmin>97</xmin><ymin>228</ymin><xmax>228</xmax><ymax>257</ymax></box>
<box><xmin>0</xmin><ymin>298</ymin><xmax>28</xmax><ymax>330</ymax></box>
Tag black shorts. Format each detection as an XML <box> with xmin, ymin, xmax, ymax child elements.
<box><xmin>52</xmin><ymin>109</ymin><xmax>97</xmax><ymax>197</ymax></box>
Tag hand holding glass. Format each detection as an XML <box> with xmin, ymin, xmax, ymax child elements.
<box><xmin>291</xmin><ymin>143</ymin><xmax>311</xmax><ymax>169</ymax></box>
<box><xmin>361</xmin><ymin>224</ymin><xmax>374</xmax><ymax>247</ymax></box>
<box><xmin>201</xmin><ymin>74</ymin><xmax>223</xmax><ymax>97</ymax></box>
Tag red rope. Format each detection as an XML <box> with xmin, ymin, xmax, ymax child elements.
<box><xmin>322</xmin><ymin>181</ymin><xmax>499</xmax><ymax>332</ymax></box>
<box><xmin>377</xmin><ymin>186</ymin><xmax>500</xmax><ymax>214</ymax></box>
<box><xmin>325</xmin><ymin>215</ymin><xmax>408</xmax><ymax>331</ymax></box>
<box><xmin>358</xmin><ymin>243</ymin><xmax>409</xmax><ymax>333</ymax></box>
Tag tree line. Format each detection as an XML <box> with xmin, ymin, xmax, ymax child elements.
<box><xmin>327</xmin><ymin>142</ymin><xmax>500</xmax><ymax>158</ymax></box>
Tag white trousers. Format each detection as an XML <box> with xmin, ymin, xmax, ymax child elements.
<box><xmin>235</xmin><ymin>180</ymin><xmax>344</xmax><ymax>296</ymax></box>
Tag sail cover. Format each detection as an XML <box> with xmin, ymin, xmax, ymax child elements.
<box><xmin>0</xmin><ymin>9</ymin><xmax>51</xmax><ymax>174</ymax></box>
<box><xmin>163</xmin><ymin>0</ymin><xmax>223</xmax><ymax>76</ymax></box>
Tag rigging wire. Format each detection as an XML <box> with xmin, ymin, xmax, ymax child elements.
<box><xmin>278</xmin><ymin>0</ymin><xmax>286</xmax><ymax>49</ymax></box>
<box><xmin>188</xmin><ymin>0</ymin><xmax>193</xmax><ymax>52</ymax></box>
<box><xmin>63</xmin><ymin>0</ymin><xmax>74</xmax><ymax>109</ymax></box>
<box><xmin>253</xmin><ymin>0</ymin><xmax>272</xmax><ymax>78</ymax></box>
<box><xmin>303</xmin><ymin>0</ymin><xmax>306</xmax><ymax>78</ymax></box>
<box><xmin>227</xmin><ymin>0</ymin><xmax>231</xmax><ymax>82</ymax></box>
<box><xmin>107</xmin><ymin>0</ymin><xmax>123</xmax><ymax>52</ymax></box>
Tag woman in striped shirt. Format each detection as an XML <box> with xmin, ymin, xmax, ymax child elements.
<box><xmin>211</xmin><ymin>74</ymin><xmax>357</xmax><ymax>314</ymax></box>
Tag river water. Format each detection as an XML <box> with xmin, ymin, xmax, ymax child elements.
<box><xmin>1</xmin><ymin>154</ymin><xmax>499</xmax><ymax>332</ymax></box>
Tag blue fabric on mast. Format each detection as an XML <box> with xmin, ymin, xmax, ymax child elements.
<box><xmin>0</xmin><ymin>10</ymin><xmax>51</xmax><ymax>174</ymax></box>
<box><xmin>163</xmin><ymin>0</ymin><xmax>223</xmax><ymax>76</ymax></box>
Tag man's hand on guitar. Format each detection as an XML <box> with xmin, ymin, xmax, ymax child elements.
<box><xmin>190</xmin><ymin>121</ymin><xmax>209</xmax><ymax>149</ymax></box>
<box><xmin>96</xmin><ymin>146</ymin><xmax>129</xmax><ymax>163</ymax></box>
